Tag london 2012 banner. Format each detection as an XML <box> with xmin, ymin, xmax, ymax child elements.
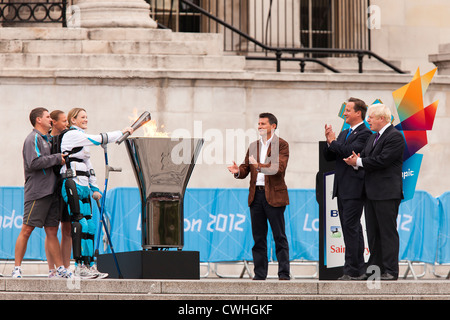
<box><xmin>325</xmin><ymin>68</ymin><xmax>439</xmax><ymax>269</ymax></box>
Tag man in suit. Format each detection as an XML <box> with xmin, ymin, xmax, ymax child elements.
<box><xmin>344</xmin><ymin>103</ymin><xmax>405</xmax><ymax>280</ymax></box>
<box><xmin>227</xmin><ymin>113</ymin><xmax>290</xmax><ymax>280</ymax></box>
<box><xmin>323</xmin><ymin>97</ymin><xmax>372</xmax><ymax>280</ymax></box>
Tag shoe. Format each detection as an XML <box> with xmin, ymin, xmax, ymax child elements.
<box><xmin>56</xmin><ymin>266</ymin><xmax>74</xmax><ymax>279</ymax></box>
<box><xmin>11</xmin><ymin>267</ymin><xmax>22</xmax><ymax>278</ymax></box>
<box><xmin>48</xmin><ymin>269</ymin><xmax>57</xmax><ymax>279</ymax></box>
<box><xmin>279</xmin><ymin>275</ymin><xmax>290</xmax><ymax>280</ymax></box>
<box><xmin>338</xmin><ymin>274</ymin><xmax>352</xmax><ymax>280</ymax></box>
<box><xmin>338</xmin><ymin>274</ymin><xmax>367</xmax><ymax>281</ymax></box>
<box><xmin>252</xmin><ymin>277</ymin><xmax>266</xmax><ymax>280</ymax></box>
<box><xmin>74</xmin><ymin>265</ymin><xmax>97</xmax><ymax>279</ymax></box>
<box><xmin>353</xmin><ymin>273</ymin><xmax>368</xmax><ymax>280</ymax></box>
<box><xmin>380</xmin><ymin>273</ymin><xmax>398</xmax><ymax>281</ymax></box>
<box><xmin>89</xmin><ymin>265</ymin><xmax>108</xmax><ymax>279</ymax></box>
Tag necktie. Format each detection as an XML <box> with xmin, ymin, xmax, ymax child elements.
<box><xmin>373</xmin><ymin>132</ymin><xmax>380</xmax><ymax>146</ymax></box>
<box><xmin>345</xmin><ymin>128</ymin><xmax>353</xmax><ymax>141</ymax></box>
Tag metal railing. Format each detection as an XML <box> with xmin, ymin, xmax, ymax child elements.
<box><xmin>0</xmin><ymin>0</ymin><xmax>67</xmax><ymax>26</ymax></box>
<box><xmin>0</xmin><ymin>1</ymin><xmax>404</xmax><ymax>73</ymax></box>
<box><xmin>151</xmin><ymin>0</ymin><xmax>405</xmax><ymax>74</ymax></box>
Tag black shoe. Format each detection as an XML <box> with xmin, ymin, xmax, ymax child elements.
<box><xmin>353</xmin><ymin>273</ymin><xmax>368</xmax><ymax>280</ymax></box>
<box><xmin>338</xmin><ymin>274</ymin><xmax>352</xmax><ymax>280</ymax></box>
<box><xmin>279</xmin><ymin>275</ymin><xmax>290</xmax><ymax>280</ymax></box>
<box><xmin>252</xmin><ymin>276</ymin><xmax>266</xmax><ymax>280</ymax></box>
<box><xmin>339</xmin><ymin>274</ymin><xmax>367</xmax><ymax>281</ymax></box>
<box><xmin>380</xmin><ymin>273</ymin><xmax>398</xmax><ymax>281</ymax></box>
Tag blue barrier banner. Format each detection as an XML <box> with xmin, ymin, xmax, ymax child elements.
<box><xmin>184</xmin><ymin>189</ymin><xmax>253</xmax><ymax>262</ymax></box>
<box><xmin>0</xmin><ymin>186</ymin><xmax>448</xmax><ymax>265</ymax></box>
<box><xmin>96</xmin><ymin>187</ymin><xmax>141</xmax><ymax>254</ymax></box>
<box><xmin>437</xmin><ymin>192</ymin><xmax>450</xmax><ymax>264</ymax></box>
<box><xmin>285</xmin><ymin>189</ymin><xmax>319</xmax><ymax>261</ymax></box>
<box><xmin>0</xmin><ymin>187</ymin><xmax>47</xmax><ymax>260</ymax></box>
<box><xmin>398</xmin><ymin>190</ymin><xmax>440</xmax><ymax>264</ymax></box>
<box><xmin>184</xmin><ymin>189</ymin><xmax>320</xmax><ymax>262</ymax></box>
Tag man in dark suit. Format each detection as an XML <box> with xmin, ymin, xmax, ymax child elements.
<box><xmin>323</xmin><ymin>97</ymin><xmax>372</xmax><ymax>280</ymax></box>
<box><xmin>227</xmin><ymin>113</ymin><xmax>290</xmax><ymax>280</ymax></box>
<box><xmin>344</xmin><ymin>103</ymin><xmax>405</xmax><ymax>280</ymax></box>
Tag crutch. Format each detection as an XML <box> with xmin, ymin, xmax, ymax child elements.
<box><xmin>94</xmin><ymin>111</ymin><xmax>151</xmax><ymax>278</ymax></box>
<box><xmin>94</xmin><ymin>141</ymin><xmax>123</xmax><ymax>278</ymax></box>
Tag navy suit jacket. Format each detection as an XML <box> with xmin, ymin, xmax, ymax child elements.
<box><xmin>360</xmin><ymin>124</ymin><xmax>405</xmax><ymax>201</ymax></box>
<box><xmin>323</xmin><ymin>124</ymin><xmax>372</xmax><ymax>199</ymax></box>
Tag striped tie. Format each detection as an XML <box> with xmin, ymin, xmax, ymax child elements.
<box><xmin>373</xmin><ymin>132</ymin><xmax>380</xmax><ymax>146</ymax></box>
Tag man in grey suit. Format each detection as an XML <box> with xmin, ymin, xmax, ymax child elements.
<box><xmin>323</xmin><ymin>97</ymin><xmax>371</xmax><ymax>280</ymax></box>
<box><xmin>344</xmin><ymin>103</ymin><xmax>405</xmax><ymax>280</ymax></box>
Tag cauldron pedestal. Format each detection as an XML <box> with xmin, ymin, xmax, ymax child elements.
<box><xmin>97</xmin><ymin>250</ymin><xmax>200</xmax><ymax>279</ymax></box>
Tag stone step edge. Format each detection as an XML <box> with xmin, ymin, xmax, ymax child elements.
<box><xmin>0</xmin><ymin>40</ymin><xmax>223</xmax><ymax>55</ymax></box>
<box><xmin>0</xmin><ymin>291</ymin><xmax>448</xmax><ymax>301</ymax></box>
<box><xmin>0</xmin><ymin>28</ymin><xmax>171</xmax><ymax>41</ymax></box>
<box><xmin>0</xmin><ymin>68</ymin><xmax>251</xmax><ymax>77</ymax></box>
<box><xmin>0</xmin><ymin>54</ymin><xmax>246</xmax><ymax>70</ymax></box>
<box><xmin>2</xmin><ymin>279</ymin><xmax>450</xmax><ymax>295</ymax></box>
<box><xmin>0</xmin><ymin>27</ymin><xmax>223</xmax><ymax>43</ymax></box>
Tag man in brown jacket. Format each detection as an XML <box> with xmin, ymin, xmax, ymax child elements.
<box><xmin>228</xmin><ymin>113</ymin><xmax>290</xmax><ymax>280</ymax></box>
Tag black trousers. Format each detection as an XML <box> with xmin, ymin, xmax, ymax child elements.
<box><xmin>337</xmin><ymin>197</ymin><xmax>366</xmax><ymax>277</ymax></box>
<box><xmin>249</xmin><ymin>189</ymin><xmax>290</xmax><ymax>279</ymax></box>
<box><xmin>365</xmin><ymin>199</ymin><xmax>401</xmax><ymax>277</ymax></box>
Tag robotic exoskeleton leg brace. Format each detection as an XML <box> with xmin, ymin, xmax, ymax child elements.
<box><xmin>63</xmin><ymin>178</ymin><xmax>95</xmax><ymax>267</ymax></box>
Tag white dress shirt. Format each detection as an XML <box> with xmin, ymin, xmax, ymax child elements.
<box><xmin>356</xmin><ymin>123</ymin><xmax>391</xmax><ymax>168</ymax></box>
<box><xmin>327</xmin><ymin>121</ymin><xmax>364</xmax><ymax>147</ymax></box>
<box><xmin>256</xmin><ymin>135</ymin><xmax>274</xmax><ymax>186</ymax></box>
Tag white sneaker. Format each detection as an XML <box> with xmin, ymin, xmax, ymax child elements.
<box><xmin>74</xmin><ymin>265</ymin><xmax>97</xmax><ymax>279</ymax></box>
<box><xmin>12</xmin><ymin>267</ymin><xmax>22</xmax><ymax>278</ymax></box>
<box><xmin>90</xmin><ymin>265</ymin><xmax>108</xmax><ymax>279</ymax></box>
<box><xmin>48</xmin><ymin>269</ymin><xmax>57</xmax><ymax>279</ymax></box>
<box><xmin>56</xmin><ymin>266</ymin><xmax>74</xmax><ymax>279</ymax></box>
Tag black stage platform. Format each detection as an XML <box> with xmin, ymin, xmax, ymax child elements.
<box><xmin>97</xmin><ymin>250</ymin><xmax>200</xmax><ymax>279</ymax></box>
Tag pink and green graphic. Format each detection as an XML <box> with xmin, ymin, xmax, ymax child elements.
<box><xmin>393</xmin><ymin>68</ymin><xmax>438</xmax><ymax>201</ymax></box>
<box><xmin>393</xmin><ymin>68</ymin><xmax>438</xmax><ymax>160</ymax></box>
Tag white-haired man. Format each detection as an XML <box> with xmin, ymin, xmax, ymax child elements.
<box><xmin>344</xmin><ymin>104</ymin><xmax>405</xmax><ymax>280</ymax></box>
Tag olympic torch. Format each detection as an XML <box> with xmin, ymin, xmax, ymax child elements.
<box><xmin>116</xmin><ymin>111</ymin><xmax>152</xmax><ymax>145</ymax></box>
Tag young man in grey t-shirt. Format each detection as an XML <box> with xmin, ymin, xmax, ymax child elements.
<box><xmin>12</xmin><ymin>107</ymin><xmax>71</xmax><ymax>278</ymax></box>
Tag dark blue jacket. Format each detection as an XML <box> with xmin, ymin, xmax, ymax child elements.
<box><xmin>323</xmin><ymin>123</ymin><xmax>372</xmax><ymax>199</ymax></box>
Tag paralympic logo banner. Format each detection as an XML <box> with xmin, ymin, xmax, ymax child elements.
<box><xmin>393</xmin><ymin>68</ymin><xmax>438</xmax><ymax>201</ymax></box>
<box><xmin>339</xmin><ymin>68</ymin><xmax>438</xmax><ymax>202</ymax></box>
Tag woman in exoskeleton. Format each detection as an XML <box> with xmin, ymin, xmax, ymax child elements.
<box><xmin>60</xmin><ymin>108</ymin><xmax>133</xmax><ymax>278</ymax></box>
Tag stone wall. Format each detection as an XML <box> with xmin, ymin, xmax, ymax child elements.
<box><xmin>3</xmin><ymin>70</ymin><xmax>449</xmax><ymax>197</ymax></box>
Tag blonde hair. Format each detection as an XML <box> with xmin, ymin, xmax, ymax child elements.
<box><xmin>368</xmin><ymin>104</ymin><xmax>391</xmax><ymax>122</ymax></box>
<box><xmin>67</xmin><ymin>108</ymin><xmax>86</xmax><ymax>126</ymax></box>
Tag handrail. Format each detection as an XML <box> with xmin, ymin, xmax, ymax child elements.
<box><xmin>178</xmin><ymin>0</ymin><xmax>406</xmax><ymax>74</ymax></box>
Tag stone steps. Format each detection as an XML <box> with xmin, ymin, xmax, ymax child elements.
<box><xmin>0</xmin><ymin>53</ymin><xmax>245</xmax><ymax>71</ymax></box>
<box><xmin>0</xmin><ymin>27</ymin><xmax>245</xmax><ymax>73</ymax></box>
<box><xmin>0</xmin><ymin>278</ymin><xmax>449</xmax><ymax>300</ymax></box>
<box><xmin>0</xmin><ymin>28</ymin><xmax>172</xmax><ymax>41</ymax></box>
<box><xmin>0</xmin><ymin>40</ymin><xmax>222</xmax><ymax>55</ymax></box>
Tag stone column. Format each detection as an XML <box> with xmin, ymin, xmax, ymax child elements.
<box><xmin>74</xmin><ymin>0</ymin><xmax>157</xmax><ymax>28</ymax></box>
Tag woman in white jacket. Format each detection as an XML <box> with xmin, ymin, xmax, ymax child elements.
<box><xmin>60</xmin><ymin>108</ymin><xmax>132</xmax><ymax>278</ymax></box>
